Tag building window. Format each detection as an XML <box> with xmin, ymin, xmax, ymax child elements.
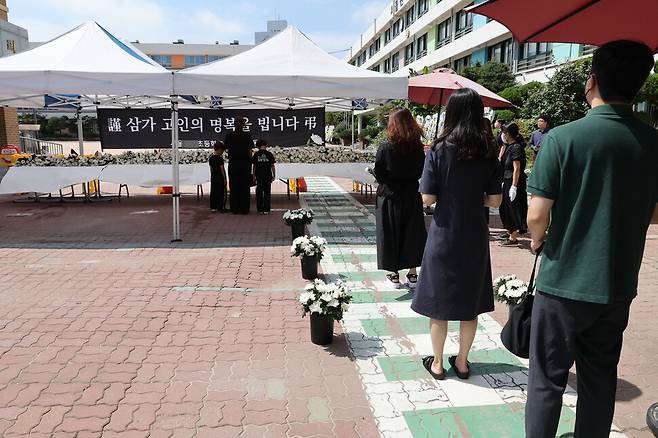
<box><xmin>185</xmin><ymin>55</ymin><xmax>206</xmax><ymax>67</ymax></box>
<box><xmin>518</xmin><ymin>42</ymin><xmax>553</xmax><ymax>71</ymax></box>
<box><xmin>455</xmin><ymin>5</ymin><xmax>474</xmax><ymax>39</ymax></box>
<box><xmin>207</xmin><ymin>55</ymin><xmax>224</xmax><ymax>62</ymax></box>
<box><xmin>6</xmin><ymin>39</ymin><xmax>16</xmax><ymax>54</ymax></box>
<box><xmin>384</xmin><ymin>28</ymin><xmax>392</xmax><ymax>44</ymax></box>
<box><xmin>453</xmin><ymin>55</ymin><xmax>471</xmax><ymax>72</ymax></box>
<box><xmin>392</xmin><ymin>53</ymin><xmax>400</xmax><ymax>72</ymax></box>
<box><xmin>416</xmin><ymin>33</ymin><xmax>428</xmax><ymax>59</ymax></box>
<box><xmin>392</xmin><ymin>18</ymin><xmax>403</xmax><ymax>38</ymax></box>
<box><xmin>369</xmin><ymin>43</ymin><xmax>376</xmax><ymax>57</ymax></box>
<box><xmin>405</xmin><ymin>5</ymin><xmax>416</xmax><ymax>27</ymax></box>
<box><xmin>375</xmin><ymin>37</ymin><xmax>381</xmax><ymax>52</ymax></box>
<box><xmin>405</xmin><ymin>42</ymin><xmax>415</xmax><ymax>66</ymax></box>
<box><xmin>371</xmin><ymin>65</ymin><xmax>381</xmax><ymax>72</ymax></box>
<box><xmin>384</xmin><ymin>58</ymin><xmax>392</xmax><ymax>73</ymax></box>
<box><xmin>436</xmin><ymin>18</ymin><xmax>452</xmax><ymax>48</ymax></box>
<box><xmin>368</xmin><ymin>37</ymin><xmax>381</xmax><ymax>57</ymax></box>
<box><xmin>487</xmin><ymin>39</ymin><xmax>513</xmax><ymax>65</ymax></box>
<box><xmin>150</xmin><ymin>55</ymin><xmax>172</xmax><ymax>68</ymax></box>
<box><xmin>417</xmin><ymin>0</ymin><xmax>429</xmax><ymax>17</ymax></box>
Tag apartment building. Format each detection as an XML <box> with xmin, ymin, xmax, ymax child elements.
<box><xmin>347</xmin><ymin>0</ymin><xmax>596</xmax><ymax>84</ymax></box>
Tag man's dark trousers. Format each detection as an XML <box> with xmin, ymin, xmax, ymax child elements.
<box><xmin>256</xmin><ymin>178</ymin><xmax>271</xmax><ymax>213</ymax></box>
<box><xmin>525</xmin><ymin>292</ymin><xmax>631</xmax><ymax>438</ymax></box>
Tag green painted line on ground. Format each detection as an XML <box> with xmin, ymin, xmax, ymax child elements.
<box><xmin>404</xmin><ymin>402</ymin><xmax>575</xmax><ymax>438</ymax></box>
<box><xmin>377</xmin><ymin>349</ymin><xmax>525</xmax><ymax>381</ymax></box>
<box><xmin>351</xmin><ymin>290</ymin><xmax>414</xmax><ymax>304</ymax></box>
<box><xmin>361</xmin><ymin>318</ymin><xmax>484</xmax><ymax>337</ymax></box>
<box><xmin>335</xmin><ymin>271</ymin><xmax>387</xmax><ymax>282</ymax></box>
<box><xmin>332</xmin><ymin>254</ymin><xmax>378</xmax><ymax>263</ymax></box>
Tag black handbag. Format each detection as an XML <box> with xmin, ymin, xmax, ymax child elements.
<box><xmin>500</xmin><ymin>246</ymin><xmax>543</xmax><ymax>359</ymax></box>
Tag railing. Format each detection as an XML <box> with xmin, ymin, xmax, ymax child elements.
<box><xmin>517</xmin><ymin>51</ymin><xmax>554</xmax><ymax>72</ymax></box>
<box><xmin>416</xmin><ymin>49</ymin><xmax>427</xmax><ymax>59</ymax></box>
<box><xmin>19</xmin><ymin>136</ymin><xmax>64</xmax><ymax>156</ymax></box>
<box><xmin>582</xmin><ymin>45</ymin><xmax>597</xmax><ymax>56</ymax></box>
<box><xmin>404</xmin><ymin>55</ymin><xmax>415</xmax><ymax>66</ymax></box>
<box><xmin>436</xmin><ymin>37</ymin><xmax>452</xmax><ymax>49</ymax></box>
<box><xmin>454</xmin><ymin>25</ymin><xmax>473</xmax><ymax>40</ymax></box>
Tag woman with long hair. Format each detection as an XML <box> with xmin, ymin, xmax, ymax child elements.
<box><xmin>412</xmin><ymin>88</ymin><xmax>502</xmax><ymax>380</ymax></box>
<box><xmin>498</xmin><ymin>122</ymin><xmax>528</xmax><ymax>246</ymax></box>
<box><xmin>225</xmin><ymin>118</ymin><xmax>255</xmax><ymax>215</ymax></box>
<box><xmin>373</xmin><ymin>108</ymin><xmax>427</xmax><ymax>289</ymax></box>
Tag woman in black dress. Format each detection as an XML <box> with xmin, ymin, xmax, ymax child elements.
<box><xmin>373</xmin><ymin>108</ymin><xmax>427</xmax><ymax>289</ymax></box>
<box><xmin>209</xmin><ymin>141</ymin><xmax>227</xmax><ymax>212</ymax></box>
<box><xmin>412</xmin><ymin>88</ymin><xmax>502</xmax><ymax>380</ymax></box>
<box><xmin>224</xmin><ymin>118</ymin><xmax>255</xmax><ymax>215</ymax></box>
<box><xmin>498</xmin><ymin>123</ymin><xmax>528</xmax><ymax>246</ymax></box>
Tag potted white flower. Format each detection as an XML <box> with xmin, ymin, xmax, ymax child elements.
<box><xmin>493</xmin><ymin>274</ymin><xmax>530</xmax><ymax>310</ymax></box>
<box><xmin>291</xmin><ymin>235</ymin><xmax>327</xmax><ymax>280</ymax></box>
<box><xmin>282</xmin><ymin>208</ymin><xmax>314</xmax><ymax>239</ymax></box>
<box><xmin>299</xmin><ymin>279</ymin><xmax>352</xmax><ymax>345</ymax></box>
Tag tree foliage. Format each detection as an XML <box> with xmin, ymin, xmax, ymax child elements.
<box><xmin>521</xmin><ymin>58</ymin><xmax>592</xmax><ymax>126</ymax></box>
<box><xmin>461</xmin><ymin>62</ymin><xmax>517</xmax><ymax>93</ymax></box>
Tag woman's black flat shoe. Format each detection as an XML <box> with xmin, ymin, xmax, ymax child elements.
<box><xmin>422</xmin><ymin>356</ymin><xmax>445</xmax><ymax>380</ymax></box>
<box><xmin>448</xmin><ymin>355</ymin><xmax>470</xmax><ymax>379</ymax></box>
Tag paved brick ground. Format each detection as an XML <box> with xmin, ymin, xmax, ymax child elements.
<box><xmin>0</xmin><ymin>184</ymin><xmax>379</xmax><ymax>437</ymax></box>
<box><xmin>1</xmin><ymin>178</ymin><xmax>656</xmax><ymax>437</ymax></box>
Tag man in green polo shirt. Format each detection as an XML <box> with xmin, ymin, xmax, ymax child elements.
<box><xmin>525</xmin><ymin>40</ymin><xmax>658</xmax><ymax>438</ymax></box>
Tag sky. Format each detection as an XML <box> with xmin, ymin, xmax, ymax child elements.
<box><xmin>8</xmin><ymin>0</ymin><xmax>388</xmax><ymax>55</ymax></box>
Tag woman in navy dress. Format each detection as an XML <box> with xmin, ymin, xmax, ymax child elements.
<box><xmin>373</xmin><ymin>108</ymin><xmax>427</xmax><ymax>289</ymax></box>
<box><xmin>412</xmin><ymin>88</ymin><xmax>502</xmax><ymax>380</ymax></box>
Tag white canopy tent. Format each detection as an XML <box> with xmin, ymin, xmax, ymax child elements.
<box><xmin>174</xmin><ymin>26</ymin><xmax>407</xmax><ymax>99</ymax></box>
<box><xmin>0</xmin><ymin>22</ymin><xmax>406</xmax><ymax>241</ymax></box>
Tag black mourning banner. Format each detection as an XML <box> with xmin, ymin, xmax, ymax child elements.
<box><xmin>98</xmin><ymin>108</ymin><xmax>325</xmax><ymax>149</ymax></box>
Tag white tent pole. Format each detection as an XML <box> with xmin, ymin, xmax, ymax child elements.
<box><xmin>76</xmin><ymin>110</ymin><xmax>84</xmax><ymax>155</ymax></box>
<box><xmin>351</xmin><ymin>111</ymin><xmax>355</xmax><ymax>149</ymax></box>
<box><xmin>171</xmin><ymin>96</ymin><xmax>182</xmax><ymax>242</ymax></box>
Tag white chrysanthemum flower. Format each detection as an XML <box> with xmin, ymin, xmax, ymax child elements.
<box><xmin>320</xmin><ymin>293</ymin><xmax>333</xmax><ymax>302</ymax></box>
<box><xmin>299</xmin><ymin>292</ymin><xmax>315</xmax><ymax>304</ymax></box>
<box><xmin>309</xmin><ymin>301</ymin><xmax>323</xmax><ymax>314</ymax></box>
<box><xmin>327</xmin><ymin>299</ymin><xmax>340</xmax><ymax>308</ymax></box>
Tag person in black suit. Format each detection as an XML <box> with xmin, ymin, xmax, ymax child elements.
<box><xmin>224</xmin><ymin>118</ymin><xmax>255</xmax><ymax>215</ymax></box>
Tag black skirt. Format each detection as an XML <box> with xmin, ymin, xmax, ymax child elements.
<box><xmin>375</xmin><ymin>192</ymin><xmax>427</xmax><ymax>272</ymax></box>
<box><xmin>499</xmin><ymin>178</ymin><xmax>528</xmax><ymax>233</ymax></box>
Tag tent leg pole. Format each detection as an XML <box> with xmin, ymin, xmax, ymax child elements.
<box><xmin>351</xmin><ymin>111</ymin><xmax>355</xmax><ymax>149</ymax></box>
<box><xmin>77</xmin><ymin>111</ymin><xmax>85</xmax><ymax>156</ymax></box>
<box><xmin>171</xmin><ymin>96</ymin><xmax>182</xmax><ymax>242</ymax></box>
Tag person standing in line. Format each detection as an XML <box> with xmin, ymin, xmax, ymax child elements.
<box><xmin>373</xmin><ymin>108</ymin><xmax>427</xmax><ymax>289</ymax></box>
<box><xmin>224</xmin><ymin>118</ymin><xmax>255</xmax><ymax>215</ymax></box>
<box><xmin>498</xmin><ymin>122</ymin><xmax>528</xmax><ymax>246</ymax></box>
<box><xmin>493</xmin><ymin>118</ymin><xmax>506</xmax><ymax>156</ymax></box>
<box><xmin>209</xmin><ymin>141</ymin><xmax>227</xmax><ymax>213</ymax></box>
<box><xmin>528</xmin><ymin>115</ymin><xmax>551</xmax><ymax>162</ymax></box>
<box><xmin>483</xmin><ymin>118</ymin><xmax>498</xmax><ymax>225</ymax></box>
<box><xmin>524</xmin><ymin>40</ymin><xmax>658</xmax><ymax>438</ymax></box>
<box><xmin>412</xmin><ymin>88</ymin><xmax>502</xmax><ymax>380</ymax></box>
<box><xmin>251</xmin><ymin>139</ymin><xmax>276</xmax><ymax>215</ymax></box>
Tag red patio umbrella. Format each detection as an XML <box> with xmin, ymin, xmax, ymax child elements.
<box><xmin>408</xmin><ymin>68</ymin><xmax>513</xmax><ymax>137</ymax></box>
<box><xmin>468</xmin><ymin>0</ymin><xmax>658</xmax><ymax>52</ymax></box>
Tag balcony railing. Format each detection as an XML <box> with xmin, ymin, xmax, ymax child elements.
<box><xmin>435</xmin><ymin>36</ymin><xmax>452</xmax><ymax>49</ymax></box>
<box><xmin>454</xmin><ymin>25</ymin><xmax>473</xmax><ymax>40</ymax></box>
<box><xmin>416</xmin><ymin>49</ymin><xmax>427</xmax><ymax>59</ymax></box>
<box><xmin>517</xmin><ymin>51</ymin><xmax>554</xmax><ymax>72</ymax></box>
<box><xmin>404</xmin><ymin>55</ymin><xmax>415</xmax><ymax>66</ymax></box>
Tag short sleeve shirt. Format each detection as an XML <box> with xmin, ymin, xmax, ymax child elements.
<box><xmin>251</xmin><ymin>150</ymin><xmax>275</xmax><ymax>180</ymax></box>
<box><xmin>528</xmin><ymin>104</ymin><xmax>658</xmax><ymax>304</ymax></box>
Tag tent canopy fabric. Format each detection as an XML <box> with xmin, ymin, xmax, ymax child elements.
<box><xmin>469</xmin><ymin>0</ymin><xmax>658</xmax><ymax>52</ymax></box>
<box><xmin>408</xmin><ymin>69</ymin><xmax>513</xmax><ymax>108</ymax></box>
<box><xmin>0</xmin><ymin>21</ymin><xmax>173</xmax><ymax>97</ymax></box>
<box><xmin>174</xmin><ymin>26</ymin><xmax>407</xmax><ymax>99</ymax></box>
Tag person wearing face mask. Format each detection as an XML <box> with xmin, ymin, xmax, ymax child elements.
<box><xmin>525</xmin><ymin>40</ymin><xmax>658</xmax><ymax>438</ymax></box>
<box><xmin>498</xmin><ymin>122</ymin><xmax>527</xmax><ymax>246</ymax></box>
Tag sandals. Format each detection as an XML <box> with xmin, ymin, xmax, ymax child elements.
<box><xmin>422</xmin><ymin>356</ymin><xmax>445</xmax><ymax>380</ymax></box>
<box><xmin>448</xmin><ymin>355</ymin><xmax>471</xmax><ymax>380</ymax></box>
<box><xmin>386</xmin><ymin>273</ymin><xmax>401</xmax><ymax>289</ymax></box>
<box><xmin>406</xmin><ymin>273</ymin><xmax>418</xmax><ymax>289</ymax></box>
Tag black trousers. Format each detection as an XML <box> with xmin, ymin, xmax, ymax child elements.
<box><xmin>256</xmin><ymin>179</ymin><xmax>272</xmax><ymax>212</ymax></box>
<box><xmin>526</xmin><ymin>292</ymin><xmax>631</xmax><ymax>438</ymax></box>
<box><xmin>228</xmin><ymin>169</ymin><xmax>251</xmax><ymax>214</ymax></box>
<box><xmin>209</xmin><ymin>177</ymin><xmax>226</xmax><ymax>210</ymax></box>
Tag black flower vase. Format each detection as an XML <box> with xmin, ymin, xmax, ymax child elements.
<box><xmin>291</xmin><ymin>222</ymin><xmax>306</xmax><ymax>240</ymax></box>
<box><xmin>310</xmin><ymin>313</ymin><xmax>334</xmax><ymax>345</ymax></box>
<box><xmin>300</xmin><ymin>255</ymin><xmax>319</xmax><ymax>280</ymax></box>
